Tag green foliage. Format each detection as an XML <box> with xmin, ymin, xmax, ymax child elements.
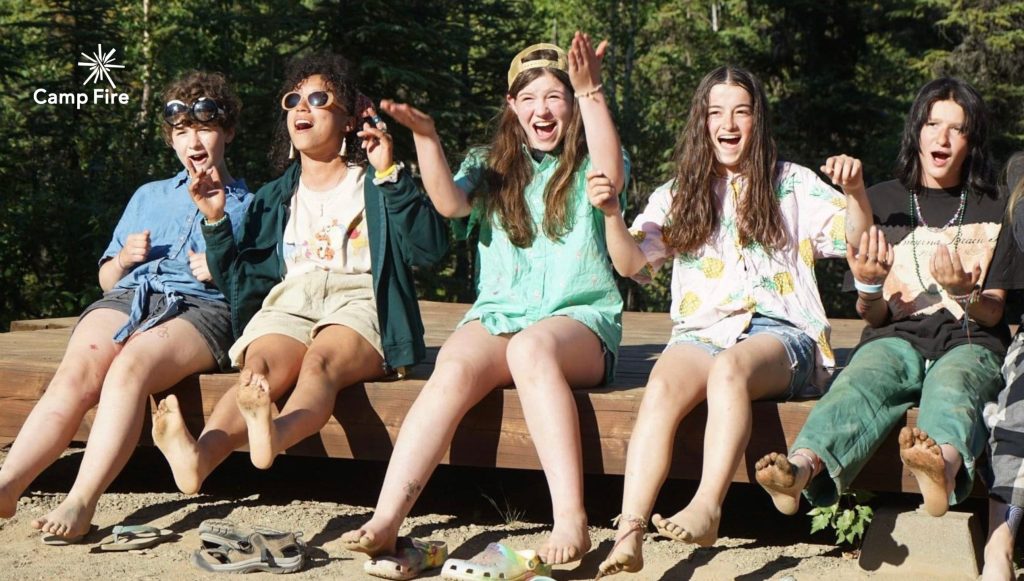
<box><xmin>2</xmin><ymin>0</ymin><xmax>1023</xmax><ymax>328</ymax></box>
<box><xmin>809</xmin><ymin>489</ymin><xmax>876</xmax><ymax>545</ymax></box>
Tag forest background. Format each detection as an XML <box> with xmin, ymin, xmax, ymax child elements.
<box><xmin>1</xmin><ymin>0</ymin><xmax>1022</xmax><ymax>331</ymax></box>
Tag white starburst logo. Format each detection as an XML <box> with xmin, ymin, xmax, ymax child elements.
<box><xmin>77</xmin><ymin>44</ymin><xmax>124</xmax><ymax>89</ymax></box>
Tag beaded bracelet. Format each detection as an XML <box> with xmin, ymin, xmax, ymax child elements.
<box><xmin>575</xmin><ymin>84</ymin><xmax>603</xmax><ymax>100</ymax></box>
<box><xmin>853</xmin><ymin>279</ymin><xmax>883</xmax><ymax>294</ymax></box>
<box><xmin>947</xmin><ymin>286</ymin><xmax>981</xmax><ymax>304</ymax></box>
<box><xmin>203</xmin><ymin>214</ymin><xmax>228</xmax><ymax>228</ymax></box>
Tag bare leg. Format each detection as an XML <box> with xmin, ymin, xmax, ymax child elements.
<box><xmin>983</xmin><ymin>499</ymin><xmax>1019</xmax><ymax>581</ymax></box>
<box><xmin>754</xmin><ymin>448</ymin><xmax>822</xmax><ymax>515</ymax></box>
<box><xmin>505</xmin><ymin>317</ymin><xmax>604</xmax><ymax>565</ymax></box>
<box><xmin>899</xmin><ymin>426</ymin><xmax>959</xmax><ymax>517</ymax></box>
<box><xmin>0</xmin><ymin>309</ymin><xmax>125</xmax><ymax>519</ymax></box>
<box><xmin>597</xmin><ymin>345</ymin><xmax>713</xmax><ymax>578</ymax></box>
<box><xmin>241</xmin><ymin>325</ymin><xmax>383</xmax><ymax>469</ymax></box>
<box><xmin>32</xmin><ymin>317</ymin><xmax>216</xmax><ymax>539</ymax></box>
<box><xmin>653</xmin><ymin>335</ymin><xmax>792</xmax><ymax>547</ymax></box>
<box><xmin>152</xmin><ymin>334</ymin><xmax>305</xmax><ymax>493</ymax></box>
<box><xmin>336</xmin><ymin>322</ymin><xmax>512</xmax><ymax>557</ymax></box>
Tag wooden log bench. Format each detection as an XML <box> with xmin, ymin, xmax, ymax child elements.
<box><xmin>0</xmin><ymin>301</ymin><xmax>926</xmax><ymax>493</ymax></box>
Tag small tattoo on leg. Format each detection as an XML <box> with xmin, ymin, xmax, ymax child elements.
<box><xmin>403</xmin><ymin>480</ymin><xmax>422</xmax><ymax>504</ymax></box>
<box><xmin>156</xmin><ymin>325</ymin><xmax>169</xmax><ymax>339</ymax></box>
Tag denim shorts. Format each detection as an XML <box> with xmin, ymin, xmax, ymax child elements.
<box><xmin>673</xmin><ymin>314</ymin><xmax>817</xmax><ymax>399</ymax></box>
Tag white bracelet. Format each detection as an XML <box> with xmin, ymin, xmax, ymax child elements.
<box><xmin>203</xmin><ymin>214</ymin><xmax>228</xmax><ymax>227</ymax></box>
<box><xmin>575</xmin><ymin>84</ymin><xmax>603</xmax><ymax>100</ymax></box>
<box><xmin>853</xmin><ymin>279</ymin><xmax>883</xmax><ymax>294</ymax></box>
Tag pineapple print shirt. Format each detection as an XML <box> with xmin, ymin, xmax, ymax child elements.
<box><xmin>451</xmin><ymin>147</ymin><xmax>629</xmax><ymax>381</ymax></box>
<box><xmin>630</xmin><ymin>162</ymin><xmax>846</xmax><ymax>390</ymax></box>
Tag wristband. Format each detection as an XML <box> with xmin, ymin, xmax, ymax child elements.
<box><xmin>948</xmin><ymin>286</ymin><xmax>981</xmax><ymax>304</ymax></box>
<box><xmin>115</xmin><ymin>253</ymin><xmax>127</xmax><ymax>270</ymax></box>
<box><xmin>853</xmin><ymin>279</ymin><xmax>883</xmax><ymax>294</ymax></box>
<box><xmin>374</xmin><ymin>163</ymin><xmax>399</xmax><ymax>180</ymax></box>
<box><xmin>203</xmin><ymin>214</ymin><xmax>228</xmax><ymax>228</ymax></box>
<box><xmin>373</xmin><ymin>162</ymin><xmax>404</xmax><ymax>185</ymax></box>
<box><xmin>575</xmin><ymin>84</ymin><xmax>603</xmax><ymax>100</ymax></box>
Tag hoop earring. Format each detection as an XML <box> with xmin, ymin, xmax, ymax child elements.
<box><xmin>288</xmin><ymin>142</ymin><xmax>295</xmax><ymax>159</ymax></box>
<box><xmin>339</xmin><ymin>136</ymin><xmax>347</xmax><ymax>158</ymax></box>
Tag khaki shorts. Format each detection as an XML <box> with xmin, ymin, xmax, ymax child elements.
<box><xmin>229</xmin><ymin>271</ymin><xmax>382</xmax><ymax>367</ymax></box>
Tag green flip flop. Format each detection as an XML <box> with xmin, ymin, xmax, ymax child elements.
<box><xmin>98</xmin><ymin>524</ymin><xmax>176</xmax><ymax>551</ymax></box>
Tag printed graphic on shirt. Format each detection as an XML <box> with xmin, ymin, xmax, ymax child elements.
<box><xmin>881</xmin><ymin>221</ymin><xmax>1000</xmax><ymax>320</ymax></box>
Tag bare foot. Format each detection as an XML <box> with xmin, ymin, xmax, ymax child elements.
<box><xmin>331</xmin><ymin>518</ymin><xmax>398</xmax><ymax>558</ymax></box>
<box><xmin>30</xmin><ymin>495</ymin><xmax>94</xmax><ymax>540</ymax></box>
<box><xmin>152</xmin><ymin>395</ymin><xmax>204</xmax><ymax>494</ymax></box>
<box><xmin>235</xmin><ymin>369</ymin><xmax>278</xmax><ymax>470</ymax></box>
<box><xmin>538</xmin><ymin>514</ymin><xmax>591</xmax><ymax>565</ymax></box>
<box><xmin>755</xmin><ymin>452</ymin><xmax>808</xmax><ymax>516</ymax></box>
<box><xmin>652</xmin><ymin>502</ymin><xmax>720</xmax><ymax>547</ymax></box>
<box><xmin>899</xmin><ymin>426</ymin><xmax>949</xmax><ymax>517</ymax></box>
<box><xmin>595</xmin><ymin>516</ymin><xmax>646</xmax><ymax>579</ymax></box>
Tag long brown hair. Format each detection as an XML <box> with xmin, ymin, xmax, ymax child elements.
<box><xmin>479</xmin><ymin>49</ymin><xmax>586</xmax><ymax>247</ymax></box>
<box><xmin>662</xmin><ymin>66</ymin><xmax>784</xmax><ymax>254</ymax></box>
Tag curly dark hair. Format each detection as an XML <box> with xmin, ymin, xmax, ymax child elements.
<box><xmin>159</xmin><ymin>71</ymin><xmax>241</xmax><ymax>145</ymax></box>
<box><xmin>269</xmin><ymin>52</ymin><xmax>367</xmax><ymax>172</ymax></box>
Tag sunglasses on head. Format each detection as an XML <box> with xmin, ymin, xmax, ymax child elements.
<box><xmin>281</xmin><ymin>90</ymin><xmax>341</xmax><ymax>111</ymax></box>
<box><xmin>163</xmin><ymin>97</ymin><xmax>224</xmax><ymax>127</ymax></box>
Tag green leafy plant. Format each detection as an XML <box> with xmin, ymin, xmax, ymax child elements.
<box><xmin>809</xmin><ymin>489</ymin><xmax>875</xmax><ymax>545</ymax></box>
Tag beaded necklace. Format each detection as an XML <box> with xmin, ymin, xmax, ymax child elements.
<box><xmin>907</xmin><ymin>188</ymin><xmax>967</xmax><ymax>295</ymax></box>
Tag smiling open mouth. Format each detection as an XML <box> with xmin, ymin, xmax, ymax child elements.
<box><xmin>718</xmin><ymin>136</ymin><xmax>741</xmax><ymax>146</ymax></box>
<box><xmin>189</xmin><ymin>152</ymin><xmax>209</xmax><ymax>164</ymax></box>
<box><xmin>533</xmin><ymin>121</ymin><xmax>557</xmax><ymax>139</ymax></box>
<box><xmin>295</xmin><ymin>119</ymin><xmax>313</xmax><ymax>130</ymax></box>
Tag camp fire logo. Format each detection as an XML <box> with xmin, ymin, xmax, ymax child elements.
<box><xmin>33</xmin><ymin>43</ymin><xmax>130</xmax><ymax>108</ymax></box>
<box><xmin>78</xmin><ymin>44</ymin><xmax>124</xmax><ymax>89</ymax></box>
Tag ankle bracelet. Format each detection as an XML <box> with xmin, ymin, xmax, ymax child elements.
<box><xmin>789</xmin><ymin>451</ymin><xmax>820</xmax><ymax>477</ymax></box>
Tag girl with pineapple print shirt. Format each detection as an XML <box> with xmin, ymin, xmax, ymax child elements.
<box><xmin>590</xmin><ymin>65</ymin><xmax>872</xmax><ymax>579</ymax></box>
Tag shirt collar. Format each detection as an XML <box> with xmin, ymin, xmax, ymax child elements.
<box><xmin>520</xmin><ymin>144</ymin><xmax>559</xmax><ymax>170</ymax></box>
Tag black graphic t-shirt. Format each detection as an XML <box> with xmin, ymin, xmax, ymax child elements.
<box><xmin>849</xmin><ymin>179</ymin><xmax>1024</xmax><ymax>358</ymax></box>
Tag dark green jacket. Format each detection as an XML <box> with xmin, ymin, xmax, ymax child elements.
<box><xmin>202</xmin><ymin>163</ymin><xmax>449</xmax><ymax>371</ymax></box>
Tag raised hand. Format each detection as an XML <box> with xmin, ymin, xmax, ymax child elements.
<box><xmin>847</xmin><ymin>226</ymin><xmax>892</xmax><ymax>285</ymax></box>
<box><xmin>380</xmin><ymin>99</ymin><xmax>436</xmax><ymax>137</ymax></box>
<box><xmin>118</xmin><ymin>229</ymin><xmax>151</xmax><ymax>269</ymax></box>
<box><xmin>187</xmin><ymin>159</ymin><xmax>226</xmax><ymax>222</ymax></box>
<box><xmin>931</xmin><ymin>244</ymin><xmax>981</xmax><ymax>296</ymax></box>
<box><xmin>821</xmin><ymin>154</ymin><xmax>866</xmax><ymax>193</ymax></box>
<box><xmin>358</xmin><ymin>113</ymin><xmax>394</xmax><ymax>172</ymax></box>
<box><xmin>188</xmin><ymin>249</ymin><xmax>212</xmax><ymax>282</ymax></box>
<box><xmin>586</xmin><ymin>170</ymin><xmax>620</xmax><ymax>216</ymax></box>
<box><xmin>568</xmin><ymin>31</ymin><xmax>608</xmax><ymax>94</ymax></box>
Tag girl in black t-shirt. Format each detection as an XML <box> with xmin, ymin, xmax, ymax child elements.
<box><xmin>756</xmin><ymin>78</ymin><xmax>1023</xmax><ymax>527</ymax></box>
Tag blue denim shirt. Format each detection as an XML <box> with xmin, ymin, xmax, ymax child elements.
<box><xmin>101</xmin><ymin>170</ymin><xmax>252</xmax><ymax>341</ymax></box>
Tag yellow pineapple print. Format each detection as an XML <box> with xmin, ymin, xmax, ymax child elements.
<box><xmin>830</xmin><ymin>215</ymin><xmax>846</xmax><ymax>246</ymax></box>
<box><xmin>799</xmin><ymin>238</ymin><xmax>814</xmax><ymax>267</ymax></box>
<box><xmin>743</xmin><ymin>296</ymin><xmax>757</xmax><ymax>311</ymax></box>
<box><xmin>678</xmin><ymin>292</ymin><xmax>701</xmax><ymax>317</ymax></box>
<box><xmin>773</xmin><ymin>272</ymin><xmax>795</xmax><ymax>295</ymax></box>
<box><xmin>700</xmin><ymin>257</ymin><xmax>725</xmax><ymax>279</ymax></box>
<box><xmin>818</xmin><ymin>330</ymin><xmax>833</xmax><ymax>361</ymax></box>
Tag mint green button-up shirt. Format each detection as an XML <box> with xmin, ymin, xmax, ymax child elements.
<box><xmin>453</xmin><ymin>147</ymin><xmax>628</xmax><ymax>381</ymax></box>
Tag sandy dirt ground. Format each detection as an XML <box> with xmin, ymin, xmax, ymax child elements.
<box><xmin>0</xmin><ymin>443</ymin><xmax>985</xmax><ymax>580</ymax></box>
